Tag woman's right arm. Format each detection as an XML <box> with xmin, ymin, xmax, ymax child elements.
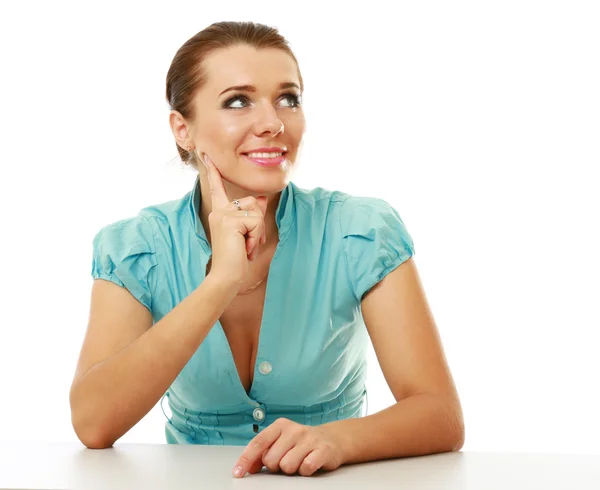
<box><xmin>69</xmin><ymin>274</ymin><xmax>237</xmax><ymax>449</ymax></box>
<box><xmin>73</xmin><ymin>154</ymin><xmax>267</xmax><ymax>449</ymax></box>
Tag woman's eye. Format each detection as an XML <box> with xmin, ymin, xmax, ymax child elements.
<box><xmin>223</xmin><ymin>93</ymin><xmax>302</xmax><ymax>109</ymax></box>
<box><xmin>224</xmin><ymin>95</ymin><xmax>250</xmax><ymax>109</ymax></box>
<box><xmin>280</xmin><ymin>93</ymin><xmax>302</xmax><ymax>108</ymax></box>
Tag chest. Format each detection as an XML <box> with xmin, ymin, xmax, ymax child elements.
<box><xmin>165</xmin><ymin>229</ymin><xmax>366</xmax><ymax>409</ymax></box>
<box><xmin>218</xmin><ymin>290</ymin><xmax>266</xmax><ymax>395</ymax></box>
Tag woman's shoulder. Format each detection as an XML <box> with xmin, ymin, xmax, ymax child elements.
<box><xmin>97</xmin><ymin>189</ymin><xmax>193</xmax><ymax>237</ymax></box>
<box><xmin>290</xmin><ymin>182</ymin><xmax>350</xmax><ymax>203</ymax></box>
<box><xmin>139</xmin><ymin>190</ymin><xmax>193</xmax><ymax>224</ymax></box>
<box><xmin>92</xmin><ymin>214</ymin><xmax>156</xmax><ymax>250</ymax></box>
<box><xmin>290</xmin><ymin>182</ymin><xmax>398</xmax><ymax>221</ymax></box>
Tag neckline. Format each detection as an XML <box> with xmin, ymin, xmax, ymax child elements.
<box><xmin>185</xmin><ymin>173</ymin><xmax>295</xmax><ymax>402</ymax></box>
<box><xmin>214</xmin><ymin>242</ymin><xmax>280</xmax><ymax>402</ymax></box>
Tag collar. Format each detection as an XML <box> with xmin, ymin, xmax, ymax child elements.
<box><xmin>188</xmin><ymin>174</ymin><xmax>295</xmax><ymax>248</ymax></box>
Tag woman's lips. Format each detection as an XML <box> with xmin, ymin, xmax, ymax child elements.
<box><xmin>242</xmin><ymin>153</ymin><xmax>287</xmax><ymax>167</ymax></box>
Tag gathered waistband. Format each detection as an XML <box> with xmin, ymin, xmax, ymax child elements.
<box><xmin>162</xmin><ymin>387</ymin><xmax>367</xmax><ymax>445</ymax></box>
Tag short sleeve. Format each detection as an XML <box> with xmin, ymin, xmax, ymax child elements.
<box><xmin>340</xmin><ymin>197</ymin><xmax>415</xmax><ymax>301</ymax></box>
<box><xmin>91</xmin><ymin>215</ymin><xmax>158</xmax><ymax>311</ymax></box>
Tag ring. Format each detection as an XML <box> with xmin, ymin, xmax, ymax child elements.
<box><xmin>245</xmin><ymin>210</ymin><xmax>249</xmax><ymax>217</ymax></box>
<box><xmin>233</xmin><ymin>199</ymin><xmax>241</xmax><ymax>210</ymax></box>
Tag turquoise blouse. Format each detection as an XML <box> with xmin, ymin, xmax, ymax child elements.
<box><xmin>91</xmin><ymin>175</ymin><xmax>415</xmax><ymax>446</ymax></box>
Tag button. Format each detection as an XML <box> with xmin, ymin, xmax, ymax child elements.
<box><xmin>258</xmin><ymin>361</ymin><xmax>272</xmax><ymax>375</ymax></box>
<box><xmin>253</xmin><ymin>408</ymin><xmax>265</xmax><ymax>422</ymax></box>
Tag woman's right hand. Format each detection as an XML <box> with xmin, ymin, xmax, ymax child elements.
<box><xmin>201</xmin><ymin>154</ymin><xmax>268</xmax><ymax>288</ymax></box>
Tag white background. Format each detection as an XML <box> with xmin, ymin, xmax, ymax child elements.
<box><xmin>0</xmin><ymin>0</ymin><xmax>598</xmax><ymax>454</ymax></box>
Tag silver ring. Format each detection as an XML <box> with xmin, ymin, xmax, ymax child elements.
<box><xmin>245</xmin><ymin>210</ymin><xmax>249</xmax><ymax>217</ymax></box>
<box><xmin>233</xmin><ymin>199</ymin><xmax>241</xmax><ymax>210</ymax></box>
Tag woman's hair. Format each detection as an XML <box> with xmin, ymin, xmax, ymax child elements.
<box><xmin>166</xmin><ymin>21</ymin><xmax>304</xmax><ymax>170</ymax></box>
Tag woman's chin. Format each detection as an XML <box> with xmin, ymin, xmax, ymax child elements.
<box><xmin>223</xmin><ymin>166</ymin><xmax>293</xmax><ymax>195</ymax></box>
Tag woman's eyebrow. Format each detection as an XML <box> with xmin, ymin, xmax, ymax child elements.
<box><xmin>219</xmin><ymin>82</ymin><xmax>300</xmax><ymax>97</ymax></box>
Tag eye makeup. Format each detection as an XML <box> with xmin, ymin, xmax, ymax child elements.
<box><xmin>221</xmin><ymin>92</ymin><xmax>302</xmax><ymax>110</ymax></box>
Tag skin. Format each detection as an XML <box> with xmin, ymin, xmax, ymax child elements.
<box><xmin>170</xmin><ymin>44</ymin><xmax>464</xmax><ymax>478</ymax></box>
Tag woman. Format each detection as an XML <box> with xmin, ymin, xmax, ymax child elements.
<box><xmin>69</xmin><ymin>21</ymin><xmax>465</xmax><ymax>478</ymax></box>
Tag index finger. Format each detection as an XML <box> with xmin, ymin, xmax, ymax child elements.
<box><xmin>233</xmin><ymin>424</ymin><xmax>282</xmax><ymax>478</ymax></box>
<box><xmin>202</xmin><ymin>154</ymin><xmax>230</xmax><ymax>208</ymax></box>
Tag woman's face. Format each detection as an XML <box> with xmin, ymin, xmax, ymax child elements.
<box><xmin>187</xmin><ymin>44</ymin><xmax>306</xmax><ymax>195</ymax></box>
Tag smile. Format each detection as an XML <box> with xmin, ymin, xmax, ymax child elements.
<box><xmin>242</xmin><ymin>152</ymin><xmax>288</xmax><ymax>167</ymax></box>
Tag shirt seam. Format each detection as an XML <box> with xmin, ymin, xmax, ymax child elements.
<box><xmin>140</xmin><ymin>213</ymin><xmax>159</xmax><ymax>313</ymax></box>
<box><xmin>293</xmin><ymin>192</ymin><xmax>348</xmax><ymax>207</ymax></box>
<box><xmin>338</xmin><ymin>197</ymin><xmax>361</xmax><ymax>304</ymax></box>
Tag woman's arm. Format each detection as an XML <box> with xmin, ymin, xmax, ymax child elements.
<box><xmin>332</xmin><ymin>256</ymin><xmax>465</xmax><ymax>463</ymax></box>
<box><xmin>69</xmin><ymin>275</ymin><xmax>236</xmax><ymax>449</ymax></box>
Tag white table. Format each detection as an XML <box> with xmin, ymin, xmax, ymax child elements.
<box><xmin>1</xmin><ymin>441</ymin><xmax>599</xmax><ymax>489</ymax></box>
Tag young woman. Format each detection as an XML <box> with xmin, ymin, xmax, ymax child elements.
<box><xmin>69</xmin><ymin>21</ymin><xmax>464</xmax><ymax>479</ymax></box>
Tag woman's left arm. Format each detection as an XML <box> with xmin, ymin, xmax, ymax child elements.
<box><xmin>325</xmin><ymin>256</ymin><xmax>465</xmax><ymax>465</ymax></box>
<box><xmin>233</xmin><ymin>257</ymin><xmax>464</xmax><ymax>477</ymax></box>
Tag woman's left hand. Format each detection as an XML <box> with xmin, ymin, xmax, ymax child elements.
<box><xmin>232</xmin><ymin>418</ymin><xmax>347</xmax><ymax>478</ymax></box>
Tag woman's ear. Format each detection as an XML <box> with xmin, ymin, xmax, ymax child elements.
<box><xmin>169</xmin><ymin>110</ymin><xmax>191</xmax><ymax>149</ymax></box>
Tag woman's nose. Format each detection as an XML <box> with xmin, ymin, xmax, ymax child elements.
<box><xmin>253</xmin><ymin>104</ymin><xmax>284</xmax><ymax>136</ymax></box>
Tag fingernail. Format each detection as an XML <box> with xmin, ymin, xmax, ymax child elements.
<box><xmin>233</xmin><ymin>466</ymin><xmax>243</xmax><ymax>478</ymax></box>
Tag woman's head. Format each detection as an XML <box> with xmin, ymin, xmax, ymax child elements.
<box><xmin>167</xmin><ymin>21</ymin><xmax>306</xmax><ymax>196</ymax></box>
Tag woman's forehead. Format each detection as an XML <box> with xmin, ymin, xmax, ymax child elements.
<box><xmin>202</xmin><ymin>45</ymin><xmax>300</xmax><ymax>93</ymax></box>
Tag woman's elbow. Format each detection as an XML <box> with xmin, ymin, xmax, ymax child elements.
<box><xmin>71</xmin><ymin>414</ymin><xmax>115</xmax><ymax>449</ymax></box>
<box><xmin>70</xmin><ymin>391</ymin><xmax>115</xmax><ymax>449</ymax></box>
<box><xmin>72</xmin><ymin>418</ymin><xmax>115</xmax><ymax>449</ymax></box>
